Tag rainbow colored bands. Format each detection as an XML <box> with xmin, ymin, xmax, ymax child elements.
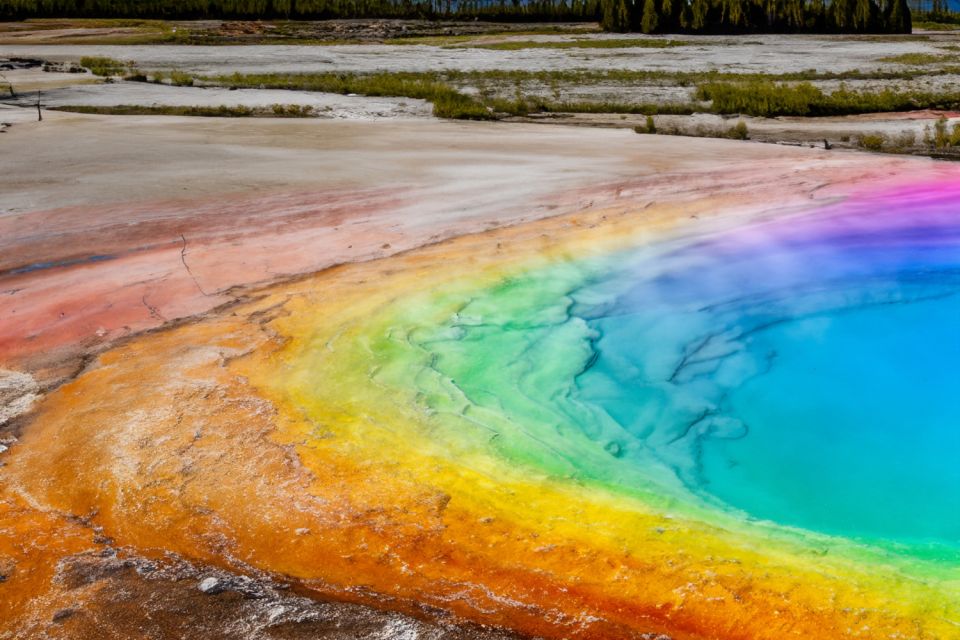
<box><xmin>240</xmin><ymin>178</ymin><xmax>959</xmax><ymax>638</ymax></box>
<box><xmin>9</xmin><ymin>175</ymin><xmax>959</xmax><ymax>639</ymax></box>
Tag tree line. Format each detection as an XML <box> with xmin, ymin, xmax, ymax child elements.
<box><xmin>0</xmin><ymin>0</ymin><xmax>600</xmax><ymax>21</ymax></box>
<box><xmin>915</xmin><ymin>0</ymin><xmax>959</xmax><ymax>21</ymax></box>
<box><xmin>0</xmin><ymin>0</ymin><xmax>912</xmax><ymax>33</ymax></box>
<box><xmin>604</xmin><ymin>0</ymin><xmax>911</xmax><ymax>32</ymax></box>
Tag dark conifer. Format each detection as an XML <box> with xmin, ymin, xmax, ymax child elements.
<box><xmin>640</xmin><ymin>0</ymin><xmax>659</xmax><ymax>31</ymax></box>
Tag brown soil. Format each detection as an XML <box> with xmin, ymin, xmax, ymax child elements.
<box><xmin>9</xmin><ymin>550</ymin><xmax>524</xmax><ymax>639</ymax></box>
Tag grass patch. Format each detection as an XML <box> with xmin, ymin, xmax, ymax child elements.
<box><xmin>79</xmin><ymin>56</ymin><xmax>128</xmax><ymax>76</ymax></box>
<box><xmin>168</xmin><ymin>70</ymin><xmax>194</xmax><ymax>86</ymax></box>
<box><xmin>146</xmin><ymin>69</ymin><xmax>209</xmax><ymax>86</ymax></box>
<box><xmin>50</xmin><ymin>104</ymin><xmax>321</xmax><ymax>117</ymax></box>
<box><xmin>696</xmin><ymin>80</ymin><xmax>960</xmax><ymax>117</ymax></box>
<box><xmin>924</xmin><ymin>116</ymin><xmax>960</xmax><ymax>147</ymax></box>
<box><xmin>207</xmin><ymin>71</ymin><xmax>701</xmax><ymax>118</ymax></box>
<box><xmin>878</xmin><ymin>52</ymin><xmax>953</xmax><ymax>65</ymax></box>
<box><xmin>847</xmin><ymin>34</ymin><xmax>932</xmax><ymax>42</ymax></box>
<box><xmin>491</xmin><ymin>97</ymin><xmax>695</xmax><ymax>115</ymax></box>
<box><xmin>0</xmin><ymin>19</ymin><xmax>180</xmax><ymax>44</ymax></box>
<box><xmin>636</xmin><ymin>118</ymin><xmax>749</xmax><ymax>140</ymax></box>
<box><xmin>727</xmin><ymin>120</ymin><xmax>749</xmax><ymax>140</ymax></box>
<box><xmin>467</xmin><ymin>38</ymin><xmax>689</xmax><ymax>50</ymax></box>
<box><xmin>213</xmin><ymin>72</ymin><xmax>495</xmax><ymax>119</ymax></box>
<box><xmin>436</xmin><ymin>66</ymin><xmax>957</xmax><ymax>86</ymax></box>
<box><xmin>194</xmin><ymin>66</ymin><xmax>960</xmax><ymax>104</ymax></box>
<box><xmin>856</xmin><ymin>130</ymin><xmax>922</xmax><ymax>153</ymax></box>
<box><xmin>857</xmin><ymin>133</ymin><xmax>886</xmax><ymax>151</ymax></box>
<box><xmin>384</xmin><ymin>26</ymin><xmax>600</xmax><ymax>46</ymax></box>
<box><xmin>19</xmin><ymin>17</ymin><xmax>161</xmax><ymax>29</ymax></box>
<box><xmin>891</xmin><ymin>129</ymin><xmax>917</xmax><ymax>148</ymax></box>
<box><xmin>178</xmin><ymin>69</ymin><xmax>960</xmax><ymax>121</ymax></box>
<box><xmin>270</xmin><ymin>103</ymin><xmax>318</xmax><ymax>116</ymax></box>
<box><xmin>913</xmin><ymin>20</ymin><xmax>960</xmax><ymax>30</ymax></box>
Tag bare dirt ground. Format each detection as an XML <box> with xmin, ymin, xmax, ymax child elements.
<box><xmin>9</xmin><ymin>549</ymin><xmax>524</xmax><ymax>640</ymax></box>
<box><xmin>6</xmin><ymin>80</ymin><xmax>433</xmax><ymax>118</ymax></box>
<box><xmin>1</xmin><ymin>35</ymin><xmax>952</xmax><ymax>75</ymax></box>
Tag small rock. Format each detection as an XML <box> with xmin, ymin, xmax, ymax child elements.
<box><xmin>295</xmin><ymin>527</ymin><xmax>311</xmax><ymax>536</ymax></box>
<box><xmin>52</xmin><ymin>608</ymin><xmax>75</xmax><ymax>623</ymax></box>
<box><xmin>0</xmin><ymin>559</ymin><xmax>14</xmax><ymax>582</ymax></box>
<box><xmin>0</xmin><ymin>445</ymin><xmax>7</xmax><ymax>454</ymax></box>
<box><xmin>198</xmin><ymin>576</ymin><xmax>223</xmax><ymax>594</ymax></box>
<box><xmin>266</xmin><ymin>604</ymin><xmax>287</xmax><ymax>623</ymax></box>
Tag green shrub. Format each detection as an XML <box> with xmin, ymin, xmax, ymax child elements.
<box><xmin>878</xmin><ymin>53</ymin><xmax>950</xmax><ymax>66</ymax></box>
<box><xmin>271</xmin><ymin>103</ymin><xmax>316</xmax><ymax>117</ymax></box>
<box><xmin>633</xmin><ymin>115</ymin><xmax>673</xmax><ymax>134</ymax></box>
<box><xmin>634</xmin><ymin>118</ymin><xmax>748</xmax><ymax>141</ymax></box>
<box><xmin>430</xmin><ymin>91</ymin><xmax>494</xmax><ymax>119</ymax></box>
<box><xmin>697</xmin><ymin>80</ymin><xmax>960</xmax><ymax>117</ymax></box>
<box><xmin>696</xmin><ymin>81</ymin><xmax>823</xmax><ymax>116</ymax></box>
<box><xmin>892</xmin><ymin>130</ymin><xmax>917</xmax><ymax>148</ymax></box>
<box><xmin>471</xmin><ymin>38</ymin><xmax>688</xmax><ymax>51</ymax></box>
<box><xmin>52</xmin><ymin>104</ymin><xmax>255</xmax><ymax>117</ymax></box>
<box><xmin>214</xmin><ymin>72</ymin><xmax>497</xmax><ymax>120</ymax></box>
<box><xmin>726</xmin><ymin>120</ymin><xmax>749</xmax><ymax>139</ymax></box>
<box><xmin>925</xmin><ymin>116</ymin><xmax>960</xmax><ymax>148</ymax></box>
<box><xmin>169</xmin><ymin>70</ymin><xmax>194</xmax><ymax>86</ymax></box>
<box><xmin>858</xmin><ymin>133</ymin><xmax>886</xmax><ymax>151</ymax></box>
<box><xmin>79</xmin><ymin>56</ymin><xmax>127</xmax><ymax>76</ymax></box>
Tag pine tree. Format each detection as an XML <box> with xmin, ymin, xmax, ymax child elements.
<box><xmin>660</xmin><ymin>0</ymin><xmax>680</xmax><ymax>31</ymax></box>
<box><xmin>853</xmin><ymin>0</ymin><xmax>877</xmax><ymax>30</ymax></box>
<box><xmin>832</xmin><ymin>0</ymin><xmax>854</xmax><ymax>28</ymax></box>
<box><xmin>723</xmin><ymin>0</ymin><xmax>746</xmax><ymax>28</ymax></box>
<box><xmin>691</xmin><ymin>0</ymin><xmax>709</xmax><ymax>29</ymax></box>
<box><xmin>600</xmin><ymin>0</ymin><xmax>632</xmax><ymax>31</ymax></box>
<box><xmin>886</xmin><ymin>0</ymin><xmax>911</xmax><ymax>32</ymax></box>
<box><xmin>641</xmin><ymin>0</ymin><xmax>659</xmax><ymax>31</ymax></box>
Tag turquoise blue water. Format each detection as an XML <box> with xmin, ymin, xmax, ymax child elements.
<box><xmin>413</xmin><ymin>184</ymin><xmax>960</xmax><ymax>546</ymax></box>
<box><xmin>570</xmin><ymin>195</ymin><xmax>960</xmax><ymax>546</ymax></box>
<box><xmin>701</xmin><ymin>296</ymin><xmax>960</xmax><ymax>543</ymax></box>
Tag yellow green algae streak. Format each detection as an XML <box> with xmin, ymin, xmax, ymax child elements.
<box><xmin>242</xmin><ymin>179</ymin><xmax>960</xmax><ymax>639</ymax></box>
